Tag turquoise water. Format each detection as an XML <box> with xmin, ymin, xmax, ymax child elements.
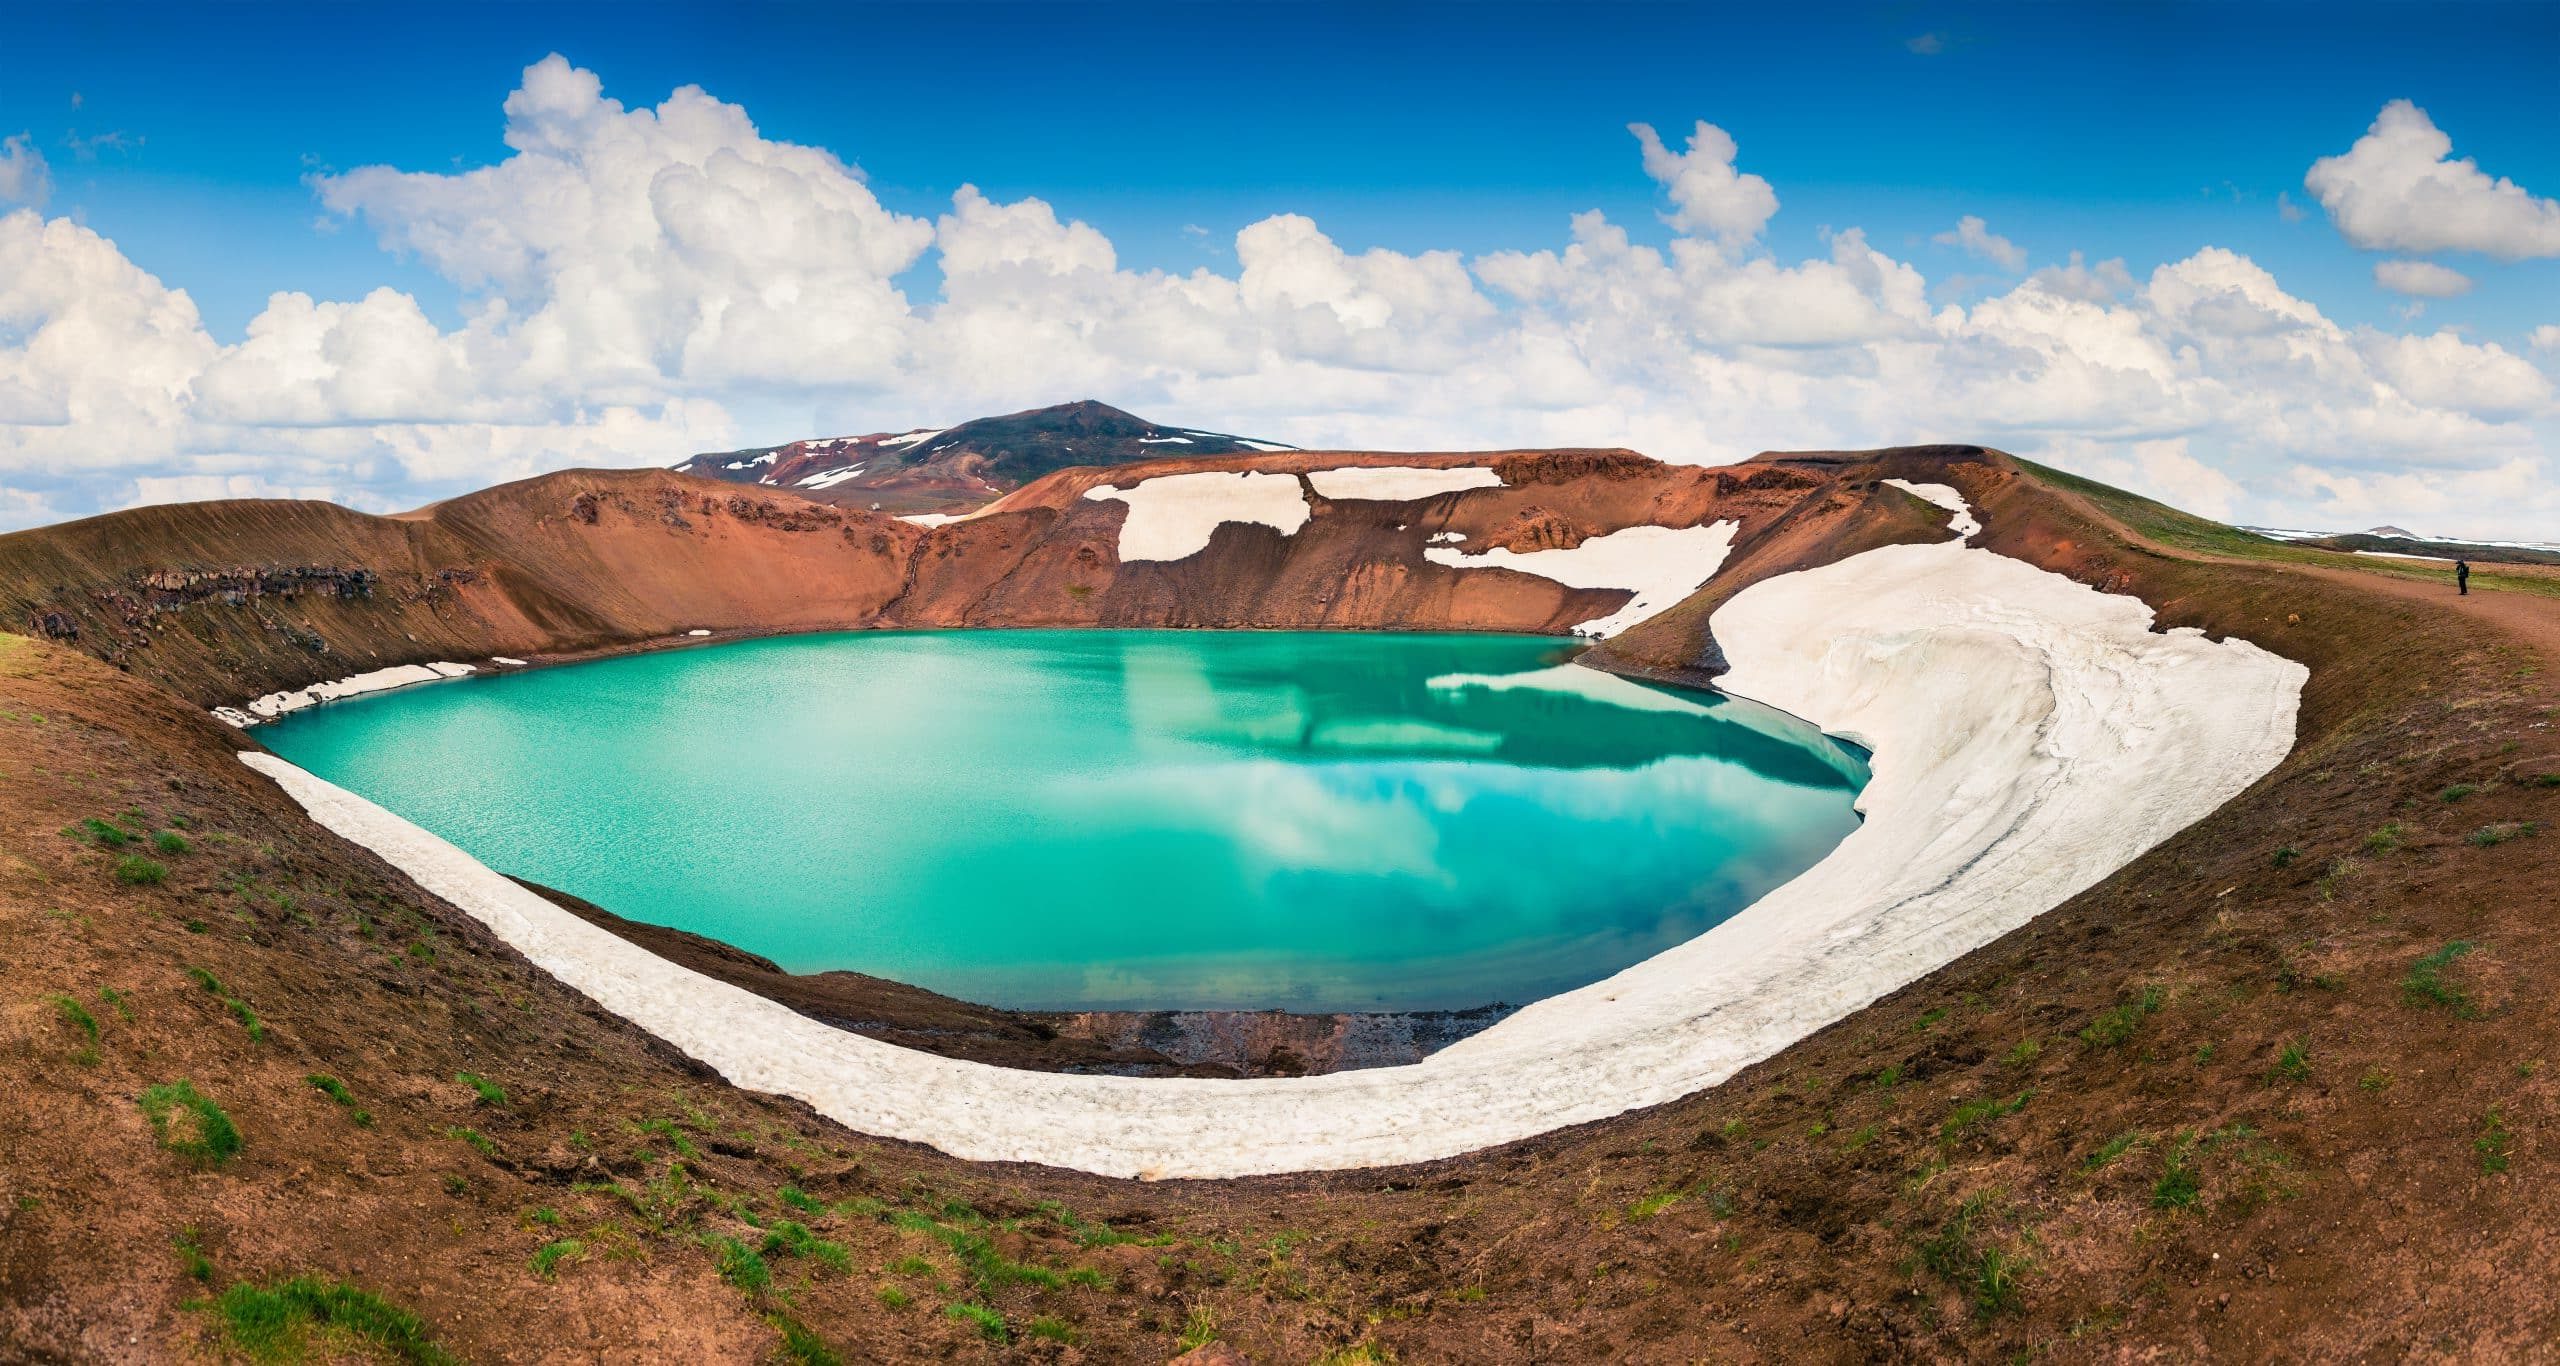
<box><xmin>260</xmin><ymin>631</ymin><xmax>1868</xmax><ymax>1013</ymax></box>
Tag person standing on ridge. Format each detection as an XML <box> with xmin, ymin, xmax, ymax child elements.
<box><xmin>2455</xmin><ymin>558</ymin><xmax>2471</xmax><ymax>595</ymax></box>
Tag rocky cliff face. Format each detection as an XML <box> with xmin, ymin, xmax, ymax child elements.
<box><xmin>0</xmin><ymin>444</ymin><xmax>1975</xmax><ymax>709</ymax></box>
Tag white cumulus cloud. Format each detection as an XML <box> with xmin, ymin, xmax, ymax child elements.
<box><xmin>1628</xmin><ymin>120</ymin><xmax>1779</xmax><ymax>250</ymax></box>
<box><xmin>2306</xmin><ymin>100</ymin><xmax>2560</xmax><ymax>259</ymax></box>
<box><xmin>1934</xmin><ymin>215</ymin><xmax>2026</xmax><ymax>271</ymax></box>
<box><xmin>2372</xmin><ymin>259</ymin><xmax>2473</xmax><ymax>298</ymax></box>
<box><xmin>0</xmin><ymin>135</ymin><xmax>50</xmax><ymax>208</ymax></box>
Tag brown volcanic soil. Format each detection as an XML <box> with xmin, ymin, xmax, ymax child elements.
<box><xmin>1</xmin><ymin>450</ymin><xmax>2557</xmax><ymax>1361</ymax></box>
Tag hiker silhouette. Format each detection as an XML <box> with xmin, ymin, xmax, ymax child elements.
<box><xmin>2455</xmin><ymin>559</ymin><xmax>2470</xmax><ymax>595</ymax></box>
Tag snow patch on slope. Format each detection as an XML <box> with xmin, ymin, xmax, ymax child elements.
<box><xmin>1425</xmin><ymin>522</ymin><xmax>1738</xmax><ymax>637</ymax></box>
<box><xmin>1084</xmin><ymin>470</ymin><xmax>1312</xmax><ymax>562</ymax></box>
<box><xmin>1883</xmin><ymin>478</ymin><xmax>1982</xmax><ymax>539</ymax></box>
<box><xmin>1305</xmin><ymin>466</ymin><xmax>1503</xmax><ymax>501</ymax></box>
<box><xmin>233</xmin><ymin>662</ymin><xmax>476</xmax><ymax>724</ymax></box>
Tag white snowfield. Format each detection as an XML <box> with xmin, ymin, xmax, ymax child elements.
<box><xmin>241</xmin><ymin>483</ymin><xmax>2305</xmax><ymax>1180</ymax></box>
<box><xmin>1083</xmin><ymin>470</ymin><xmax>1312</xmax><ymax>562</ymax></box>
<box><xmin>1426</xmin><ymin>521</ymin><xmax>1739</xmax><ymax>638</ymax></box>
<box><xmin>230</xmin><ymin>662</ymin><xmax>476</xmax><ymax>725</ymax></box>
<box><xmin>1304</xmin><ymin>465</ymin><xmax>1503</xmax><ymax>501</ymax></box>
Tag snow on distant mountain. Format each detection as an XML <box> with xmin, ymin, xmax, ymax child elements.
<box><xmin>670</xmin><ymin>400</ymin><xmax>1294</xmax><ymax>515</ymax></box>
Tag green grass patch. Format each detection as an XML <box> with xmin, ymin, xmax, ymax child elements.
<box><xmin>153</xmin><ymin>830</ymin><xmax>192</xmax><ymax>855</ymax></box>
<box><xmin>173</xmin><ymin>1227</ymin><xmax>214</xmax><ymax>1282</ymax></box>
<box><xmin>99</xmin><ymin>986</ymin><xmax>133</xmax><ymax>1020</ymax></box>
<box><xmin>2271</xmin><ymin>844</ymin><xmax>2301</xmax><ymax>868</ymax></box>
<box><xmin>445</xmin><ymin>1125</ymin><xmax>495</xmax><ymax>1157</ymax></box>
<box><xmin>778</xmin><ymin>1183</ymin><xmax>824</xmax><ymax>1215</ymax></box>
<box><xmin>2468</xmin><ymin>822</ymin><xmax>2537</xmax><ymax>847</ymax></box>
<box><xmin>203</xmin><ymin>1275</ymin><xmax>455</xmax><ymax>1365</ymax></box>
<box><xmin>2270</xmin><ymin>1040</ymin><xmax>2312</xmax><ymax>1084</ymax></box>
<box><xmin>2362</xmin><ymin>823</ymin><xmax>2406</xmax><ymax>854</ymax></box>
<box><xmin>46</xmin><ymin>993</ymin><xmax>101</xmax><ymax>1062</ymax></box>
<box><xmin>305</xmin><ymin>1074</ymin><xmax>373</xmax><ymax>1127</ymax></box>
<box><xmin>2478</xmin><ymin>1109</ymin><xmax>2512</xmax><ymax>1175</ymax></box>
<box><xmin>946</xmin><ymin>1302</ymin><xmax>1007</xmax><ymax>1343</ymax></box>
<box><xmin>2078</xmin><ymin>986</ymin><xmax>2165</xmax><ymax>1048</ymax></box>
<box><xmin>2002</xmin><ymin>1038</ymin><xmax>2042</xmax><ymax>1068</ymax></box>
<box><xmin>1177</xmin><ymin>1306</ymin><xmax>1220</xmax><ymax>1352</ymax></box>
<box><xmin>875</xmin><ymin>1284</ymin><xmax>912</xmax><ymax>1309</ymax></box>
<box><xmin>769</xmin><ymin>1312</ymin><xmax>842</xmax><ymax>1365</ymax></box>
<box><xmin>760</xmin><ymin>1219</ymin><xmax>852</xmax><ymax>1272</ymax></box>
<box><xmin>2084</xmin><ymin>1130</ymin><xmax>2148</xmax><ymax>1170</ymax></box>
<box><xmin>2151</xmin><ymin>1139</ymin><xmax>2202</xmax><ymax>1209</ymax></box>
<box><xmin>139</xmin><ymin>1080</ymin><xmax>241</xmax><ymax>1166</ymax></box>
<box><xmin>456</xmin><ymin>1071</ymin><xmax>507</xmax><ymax>1107</ymax></box>
<box><xmin>114</xmin><ymin>855</ymin><xmax>168</xmax><ymax>886</ymax></box>
<box><xmin>185</xmin><ymin>966</ymin><xmax>266</xmax><ymax>1042</ymax></box>
<box><xmin>2402</xmin><ymin>941</ymin><xmax>2478</xmax><ymax>1012</ymax></box>
<box><xmin>705</xmin><ymin>1233</ymin><xmax>770</xmax><ymax>1291</ymax></box>
<box><xmin>1627</xmin><ymin>1188</ymin><xmax>1685</xmax><ymax>1219</ymax></box>
<box><xmin>2440</xmin><ymin>783</ymin><xmax>2479</xmax><ymax>803</ymax></box>
<box><xmin>1026</xmin><ymin>1314</ymin><xmax>1081</xmax><ymax>1346</ymax></box>
<box><xmin>530</xmin><ymin>1238</ymin><xmax>585</xmax><ymax>1278</ymax></box>
<box><xmin>1942</xmin><ymin>1090</ymin><xmax>2033</xmax><ymax>1145</ymax></box>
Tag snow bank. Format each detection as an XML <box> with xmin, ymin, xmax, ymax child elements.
<box><xmin>881</xmin><ymin>429</ymin><xmax>943</xmax><ymax>449</ymax></box>
<box><xmin>1884</xmin><ymin>479</ymin><xmax>1981</xmax><ymax>539</ymax></box>
<box><xmin>1426</xmin><ymin>522</ymin><xmax>1738</xmax><ymax>637</ymax></box>
<box><xmin>899</xmin><ymin>513</ymin><xmax>966</xmax><ymax>528</ymax></box>
<box><xmin>1305</xmin><ymin>466</ymin><xmax>1502</xmax><ymax>501</ymax></box>
<box><xmin>236</xmin><ymin>662</ymin><xmax>476</xmax><ymax>723</ymax></box>
<box><xmin>1084</xmin><ymin>470</ymin><xmax>1312</xmax><ymax>562</ymax></box>
<box><xmin>797</xmin><ymin>466</ymin><xmax>866</xmax><ymax>490</ymax></box>
<box><xmin>243</xmin><ymin>484</ymin><xmax>2304</xmax><ymax>1180</ymax></box>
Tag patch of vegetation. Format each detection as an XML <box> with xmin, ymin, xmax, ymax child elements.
<box><xmin>2362</xmin><ymin>823</ymin><xmax>2406</xmax><ymax>854</ymax></box>
<box><xmin>705</xmin><ymin>1233</ymin><xmax>770</xmax><ymax>1291</ymax></box>
<box><xmin>2084</xmin><ymin>1130</ymin><xmax>2148</xmax><ymax>1170</ymax></box>
<box><xmin>173</xmin><ymin>1227</ymin><xmax>215</xmax><ymax>1282</ymax></box>
<box><xmin>2150</xmin><ymin>1138</ymin><xmax>2202</xmax><ymax>1209</ymax></box>
<box><xmin>185</xmin><ymin>966</ymin><xmax>266</xmax><ymax>1042</ymax></box>
<box><xmin>1913</xmin><ymin>1190</ymin><xmax>2027</xmax><ymax>1317</ymax></box>
<box><xmin>875</xmin><ymin>1284</ymin><xmax>912</xmax><ymax>1309</ymax></box>
<box><xmin>2270</xmin><ymin>1040</ymin><xmax>2312</xmax><ymax>1084</ymax></box>
<box><xmin>2439</xmin><ymin>783</ymin><xmax>2479</xmax><ymax>803</ymax></box>
<box><xmin>1627</xmin><ymin>1188</ymin><xmax>1685</xmax><ymax>1219</ymax></box>
<box><xmin>530</xmin><ymin>1239</ymin><xmax>585</xmax><ymax>1278</ymax></box>
<box><xmin>2478</xmin><ymin>1109</ymin><xmax>2512</xmax><ymax>1175</ymax></box>
<box><xmin>2002</xmin><ymin>1038</ymin><xmax>2042</xmax><ymax>1068</ymax></box>
<box><xmin>114</xmin><ymin>855</ymin><xmax>169</xmax><ymax>886</ymax></box>
<box><xmin>2271</xmin><ymin>844</ymin><xmax>2301</xmax><ymax>868</ymax></box>
<box><xmin>2078</xmin><ymin>986</ymin><xmax>2165</xmax><ymax>1048</ymax></box>
<box><xmin>153</xmin><ymin>830</ymin><xmax>192</xmax><ymax>855</ymax></box>
<box><xmin>946</xmin><ymin>1302</ymin><xmax>1007</xmax><ymax>1343</ymax></box>
<box><xmin>445</xmin><ymin>1125</ymin><xmax>495</xmax><ymax>1157</ymax></box>
<box><xmin>46</xmin><ymin>994</ymin><xmax>101</xmax><ymax>1063</ymax></box>
<box><xmin>305</xmin><ymin>1074</ymin><xmax>373</xmax><ymax>1127</ymax></box>
<box><xmin>778</xmin><ymin>1184</ymin><xmax>824</xmax><ymax>1215</ymax></box>
<box><xmin>1177</xmin><ymin>1306</ymin><xmax>1220</xmax><ymax>1352</ymax></box>
<box><xmin>74</xmin><ymin>817</ymin><xmax>136</xmax><ymax>847</ymax></box>
<box><xmin>203</xmin><ymin>1275</ymin><xmax>455</xmax><ymax>1365</ymax></box>
<box><xmin>1026</xmin><ymin>1315</ymin><xmax>1081</xmax><ymax>1346</ymax></box>
<box><xmin>2468</xmin><ymin>822</ymin><xmax>2537</xmax><ymax>847</ymax></box>
<box><xmin>2402</xmin><ymin>941</ymin><xmax>2478</xmax><ymax>1013</ymax></box>
<box><xmin>883</xmin><ymin>1206</ymin><xmax>1077</xmax><ymax>1294</ymax></box>
<box><xmin>99</xmin><ymin>986</ymin><xmax>133</xmax><ymax>1020</ymax></box>
<box><xmin>456</xmin><ymin>1071</ymin><xmax>507</xmax><ymax>1107</ymax></box>
<box><xmin>760</xmin><ymin>1219</ymin><xmax>851</xmax><ymax>1272</ymax></box>
<box><xmin>769</xmin><ymin>1312</ymin><xmax>842</xmax><ymax>1366</ymax></box>
<box><xmin>2532</xmin><ymin>772</ymin><xmax>2560</xmax><ymax>788</ymax></box>
<box><xmin>1943</xmin><ymin>1090</ymin><xmax>2032</xmax><ymax>1145</ymax></box>
<box><xmin>139</xmin><ymin>1080</ymin><xmax>241</xmax><ymax>1166</ymax></box>
<box><xmin>634</xmin><ymin>1116</ymin><xmax>700</xmax><ymax>1160</ymax></box>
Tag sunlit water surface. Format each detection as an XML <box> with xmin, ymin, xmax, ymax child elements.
<box><xmin>261</xmin><ymin>631</ymin><xmax>1868</xmax><ymax>1012</ymax></box>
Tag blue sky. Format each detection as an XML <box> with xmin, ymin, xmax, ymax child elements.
<box><xmin>2</xmin><ymin>2</ymin><xmax>2556</xmax><ymax>536</ymax></box>
<box><xmin>15</xmin><ymin>2</ymin><xmax>2556</xmax><ymax>340</ymax></box>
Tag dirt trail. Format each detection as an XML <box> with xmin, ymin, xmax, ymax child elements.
<box><xmin>2300</xmin><ymin>563</ymin><xmax>2560</xmax><ymax>669</ymax></box>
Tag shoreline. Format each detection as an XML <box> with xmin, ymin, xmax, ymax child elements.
<box><xmin>238</xmin><ymin>483</ymin><xmax>2310</xmax><ymax>1179</ymax></box>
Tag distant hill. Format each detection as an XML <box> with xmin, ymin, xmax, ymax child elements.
<box><xmin>670</xmin><ymin>400</ymin><xmax>1295</xmax><ymax>514</ymax></box>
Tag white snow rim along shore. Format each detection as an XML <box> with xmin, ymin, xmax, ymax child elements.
<box><xmin>240</xmin><ymin>483</ymin><xmax>2305</xmax><ymax>1179</ymax></box>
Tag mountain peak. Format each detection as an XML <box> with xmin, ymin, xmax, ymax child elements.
<box><xmin>669</xmin><ymin>402</ymin><xmax>1292</xmax><ymax>515</ymax></box>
